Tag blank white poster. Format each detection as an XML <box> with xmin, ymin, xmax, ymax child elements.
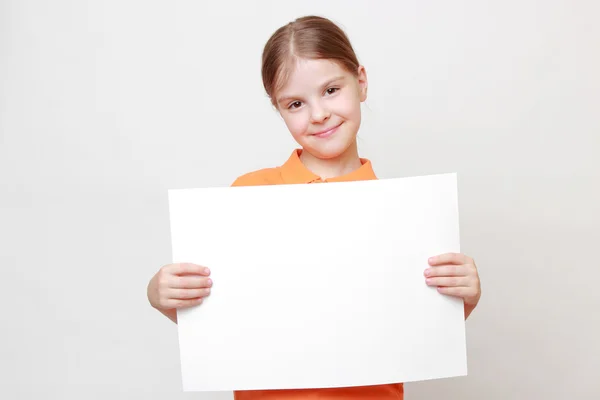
<box><xmin>168</xmin><ymin>173</ymin><xmax>467</xmax><ymax>392</ymax></box>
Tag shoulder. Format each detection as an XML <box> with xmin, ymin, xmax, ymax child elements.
<box><xmin>231</xmin><ymin>167</ymin><xmax>283</xmax><ymax>187</ymax></box>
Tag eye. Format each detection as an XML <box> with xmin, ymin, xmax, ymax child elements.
<box><xmin>288</xmin><ymin>101</ymin><xmax>302</xmax><ymax>110</ymax></box>
<box><xmin>325</xmin><ymin>87</ymin><xmax>339</xmax><ymax>95</ymax></box>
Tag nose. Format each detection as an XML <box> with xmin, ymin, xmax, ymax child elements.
<box><xmin>310</xmin><ymin>101</ymin><xmax>330</xmax><ymax>124</ymax></box>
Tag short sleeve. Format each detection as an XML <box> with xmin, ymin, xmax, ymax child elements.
<box><xmin>230</xmin><ymin>168</ymin><xmax>281</xmax><ymax>187</ymax></box>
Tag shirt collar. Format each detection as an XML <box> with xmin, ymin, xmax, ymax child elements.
<box><xmin>279</xmin><ymin>149</ymin><xmax>377</xmax><ymax>184</ymax></box>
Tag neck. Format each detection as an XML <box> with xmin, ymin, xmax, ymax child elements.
<box><xmin>299</xmin><ymin>141</ymin><xmax>362</xmax><ymax>180</ymax></box>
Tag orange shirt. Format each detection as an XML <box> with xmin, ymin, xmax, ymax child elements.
<box><xmin>230</xmin><ymin>149</ymin><xmax>404</xmax><ymax>400</ymax></box>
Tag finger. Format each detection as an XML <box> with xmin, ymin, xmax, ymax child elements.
<box><xmin>436</xmin><ymin>286</ymin><xmax>469</xmax><ymax>297</ymax></box>
<box><xmin>168</xmin><ymin>288</ymin><xmax>211</xmax><ymax>300</ymax></box>
<box><xmin>170</xmin><ymin>276</ymin><xmax>213</xmax><ymax>289</ymax></box>
<box><xmin>428</xmin><ymin>253</ymin><xmax>471</xmax><ymax>266</ymax></box>
<box><xmin>167</xmin><ymin>297</ymin><xmax>205</xmax><ymax>309</ymax></box>
<box><xmin>424</xmin><ymin>265</ymin><xmax>467</xmax><ymax>277</ymax></box>
<box><xmin>170</xmin><ymin>263</ymin><xmax>211</xmax><ymax>276</ymax></box>
<box><xmin>425</xmin><ymin>276</ymin><xmax>469</xmax><ymax>287</ymax></box>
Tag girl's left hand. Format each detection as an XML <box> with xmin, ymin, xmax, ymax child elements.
<box><xmin>424</xmin><ymin>253</ymin><xmax>481</xmax><ymax>317</ymax></box>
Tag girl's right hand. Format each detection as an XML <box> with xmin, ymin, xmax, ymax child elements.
<box><xmin>147</xmin><ymin>263</ymin><xmax>212</xmax><ymax>310</ymax></box>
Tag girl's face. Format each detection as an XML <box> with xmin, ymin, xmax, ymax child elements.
<box><xmin>274</xmin><ymin>58</ymin><xmax>368</xmax><ymax>160</ymax></box>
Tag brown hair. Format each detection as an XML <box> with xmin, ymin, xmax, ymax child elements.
<box><xmin>261</xmin><ymin>15</ymin><xmax>360</xmax><ymax>107</ymax></box>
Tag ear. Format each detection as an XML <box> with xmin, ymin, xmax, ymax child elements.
<box><xmin>357</xmin><ymin>65</ymin><xmax>368</xmax><ymax>102</ymax></box>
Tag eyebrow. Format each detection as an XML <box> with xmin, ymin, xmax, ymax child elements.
<box><xmin>277</xmin><ymin>76</ymin><xmax>346</xmax><ymax>105</ymax></box>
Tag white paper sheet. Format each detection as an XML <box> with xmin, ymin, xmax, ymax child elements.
<box><xmin>168</xmin><ymin>173</ymin><xmax>467</xmax><ymax>392</ymax></box>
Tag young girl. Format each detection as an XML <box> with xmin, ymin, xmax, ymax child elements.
<box><xmin>147</xmin><ymin>15</ymin><xmax>482</xmax><ymax>400</ymax></box>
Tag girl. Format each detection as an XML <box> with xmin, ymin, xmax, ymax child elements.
<box><xmin>147</xmin><ymin>15</ymin><xmax>482</xmax><ymax>400</ymax></box>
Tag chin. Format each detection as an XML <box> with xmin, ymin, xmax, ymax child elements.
<box><xmin>304</xmin><ymin>137</ymin><xmax>356</xmax><ymax>160</ymax></box>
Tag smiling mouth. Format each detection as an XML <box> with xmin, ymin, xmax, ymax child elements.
<box><xmin>313</xmin><ymin>123</ymin><xmax>342</xmax><ymax>138</ymax></box>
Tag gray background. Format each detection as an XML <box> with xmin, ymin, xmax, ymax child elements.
<box><xmin>1</xmin><ymin>0</ymin><xmax>598</xmax><ymax>399</ymax></box>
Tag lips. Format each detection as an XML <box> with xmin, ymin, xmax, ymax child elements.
<box><xmin>313</xmin><ymin>123</ymin><xmax>342</xmax><ymax>138</ymax></box>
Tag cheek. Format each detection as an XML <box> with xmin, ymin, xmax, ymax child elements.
<box><xmin>336</xmin><ymin>92</ymin><xmax>361</xmax><ymax>121</ymax></box>
<box><xmin>282</xmin><ymin>112</ymin><xmax>309</xmax><ymax>138</ymax></box>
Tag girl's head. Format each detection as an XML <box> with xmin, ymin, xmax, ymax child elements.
<box><xmin>261</xmin><ymin>16</ymin><xmax>368</xmax><ymax>161</ymax></box>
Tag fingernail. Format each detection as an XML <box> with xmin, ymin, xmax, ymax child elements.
<box><xmin>204</xmin><ymin>268</ymin><xmax>210</xmax><ymax>274</ymax></box>
<box><xmin>426</xmin><ymin>278</ymin><xmax>432</xmax><ymax>285</ymax></box>
<box><xmin>424</xmin><ymin>268</ymin><xmax>431</xmax><ymax>276</ymax></box>
<box><xmin>207</xmin><ymin>279</ymin><xmax>212</xmax><ymax>286</ymax></box>
<box><xmin>428</xmin><ymin>257</ymin><xmax>434</xmax><ymax>264</ymax></box>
